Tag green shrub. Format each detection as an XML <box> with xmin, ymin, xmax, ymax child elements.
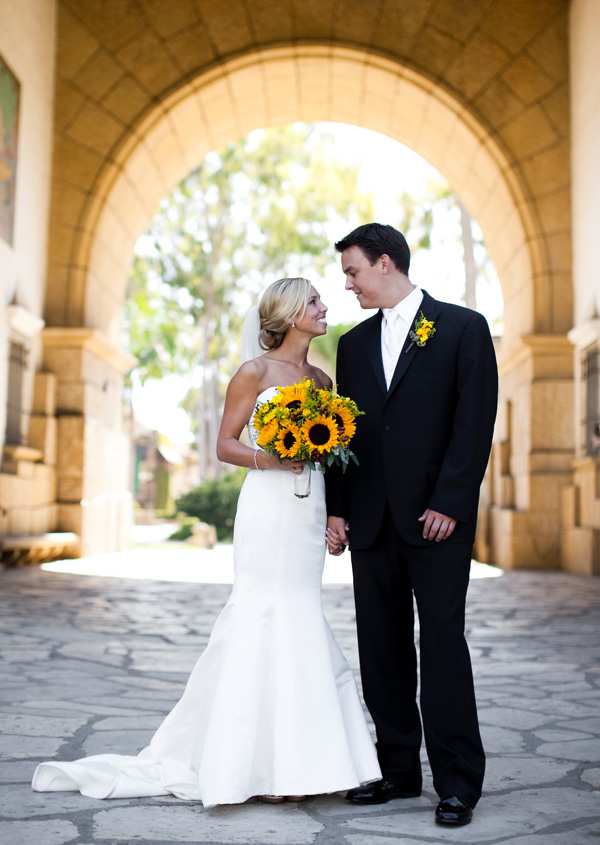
<box><xmin>175</xmin><ymin>469</ymin><xmax>246</xmax><ymax>541</ymax></box>
<box><xmin>167</xmin><ymin>514</ymin><xmax>198</xmax><ymax>541</ymax></box>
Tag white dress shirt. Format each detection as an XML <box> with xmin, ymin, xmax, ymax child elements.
<box><xmin>381</xmin><ymin>286</ymin><xmax>424</xmax><ymax>389</ymax></box>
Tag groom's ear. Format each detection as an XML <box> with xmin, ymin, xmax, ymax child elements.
<box><xmin>379</xmin><ymin>254</ymin><xmax>391</xmax><ymax>273</ymax></box>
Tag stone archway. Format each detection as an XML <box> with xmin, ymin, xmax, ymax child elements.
<box><xmin>52</xmin><ymin>43</ymin><xmax>567</xmax><ymax>346</ymax></box>
<box><xmin>44</xmin><ymin>1</ymin><xmax>573</xmax><ymax>568</ymax></box>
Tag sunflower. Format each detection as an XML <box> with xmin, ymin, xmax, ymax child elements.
<box><xmin>278</xmin><ymin>383</ymin><xmax>308</xmax><ymax>412</ymax></box>
<box><xmin>256</xmin><ymin>419</ymin><xmax>279</xmax><ymax>447</ymax></box>
<box><xmin>332</xmin><ymin>405</ymin><xmax>357</xmax><ymax>439</ymax></box>
<box><xmin>302</xmin><ymin>415</ymin><xmax>339</xmax><ymax>453</ymax></box>
<box><xmin>329</xmin><ymin>395</ymin><xmax>348</xmax><ymax>412</ymax></box>
<box><xmin>317</xmin><ymin>388</ymin><xmax>333</xmax><ymax>408</ymax></box>
<box><xmin>275</xmin><ymin>424</ymin><xmax>303</xmax><ymax>458</ymax></box>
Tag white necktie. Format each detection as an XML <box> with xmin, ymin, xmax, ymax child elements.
<box><xmin>382</xmin><ymin>310</ymin><xmax>404</xmax><ymax>389</ymax></box>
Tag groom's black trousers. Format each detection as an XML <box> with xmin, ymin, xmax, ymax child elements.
<box><xmin>350</xmin><ymin>502</ymin><xmax>485</xmax><ymax>807</ymax></box>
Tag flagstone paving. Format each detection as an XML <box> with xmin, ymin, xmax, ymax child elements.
<box><xmin>1</xmin><ymin>562</ymin><xmax>600</xmax><ymax>845</ymax></box>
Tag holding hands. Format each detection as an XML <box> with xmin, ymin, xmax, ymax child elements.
<box><xmin>326</xmin><ymin>516</ymin><xmax>349</xmax><ymax>555</ymax></box>
<box><xmin>326</xmin><ymin>508</ymin><xmax>456</xmax><ymax>554</ymax></box>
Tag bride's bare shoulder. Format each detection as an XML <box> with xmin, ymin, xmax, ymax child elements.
<box><xmin>229</xmin><ymin>357</ymin><xmax>268</xmax><ymax>392</ymax></box>
<box><xmin>310</xmin><ymin>365</ymin><xmax>333</xmax><ymax>390</ymax></box>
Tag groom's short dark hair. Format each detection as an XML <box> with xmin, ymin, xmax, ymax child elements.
<box><xmin>335</xmin><ymin>223</ymin><xmax>411</xmax><ymax>274</ymax></box>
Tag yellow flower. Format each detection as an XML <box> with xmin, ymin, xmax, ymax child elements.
<box><xmin>275</xmin><ymin>424</ymin><xmax>303</xmax><ymax>458</ymax></box>
<box><xmin>329</xmin><ymin>396</ymin><xmax>345</xmax><ymax>413</ymax></box>
<box><xmin>262</xmin><ymin>409</ymin><xmax>277</xmax><ymax>424</ymax></box>
<box><xmin>332</xmin><ymin>406</ymin><xmax>356</xmax><ymax>440</ymax></box>
<box><xmin>278</xmin><ymin>383</ymin><xmax>307</xmax><ymax>411</ymax></box>
<box><xmin>411</xmin><ymin>311</ymin><xmax>437</xmax><ymax>348</ymax></box>
<box><xmin>317</xmin><ymin>388</ymin><xmax>332</xmax><ymax>407</ymax></box>
<box><xmin>256</xmin><ymin>419</ymin><xmax>278</xmax><ymax>447</ymax></box>
<box><xmin>302</xmin><ymin>415</ymin><xmax>339</xmax><ymax>454</ymax></box>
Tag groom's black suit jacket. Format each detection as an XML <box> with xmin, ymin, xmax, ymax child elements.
<box><xmin>325</xmin><ymin>290</ymin><xmax>498</xmax><ymax>549</ymax></box>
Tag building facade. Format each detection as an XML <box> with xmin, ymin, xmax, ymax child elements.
<box><xmin>0</xmin><ymin>0</ymin><xmax>598</xmax><ymax>572</ymax></box>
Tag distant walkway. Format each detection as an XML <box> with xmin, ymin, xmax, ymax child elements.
<box><xmin>1</xmin><ymin>555</ymin><xmax>599</xmax><ymax>845</ymax></box>
<box><xmin>40</xmin><ymin>538</ymin><xmax>503</xmax><ymax>585</ymax></box>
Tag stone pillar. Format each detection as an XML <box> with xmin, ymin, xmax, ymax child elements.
<box><xmin>42</xmin><ymin>328</ymin><xmax>136</xmax><ymax>556</ymax></box>
<box><xmin>566</xmin><ymin>0</ymin><xmax>600</xmax><ymax>574</ymax></box>
<box><xmin>561</xmin><ymin>320</ymin><xmax>600</xmax><ymax>574</ymax></box>
<box><xmin>489</xmin><ymin>335</ymin><xmax>574</xmax><ymax>569</ymax></box>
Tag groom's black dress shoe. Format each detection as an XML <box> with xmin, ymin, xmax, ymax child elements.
<box><xmin>435</xmin><ymin>796</ymin><xmax>473</xmax><ymax>826</ymax></box>
<box><xmin>346</xmin><ymin>778</ymin><xmax>421</xmax><ymax>804</ymax></box>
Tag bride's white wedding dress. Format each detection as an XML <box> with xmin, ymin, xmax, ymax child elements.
<box><xmin>31</xmin><ymin>386</ymin><xmax>381</xmax><ymax>807</ymax></box>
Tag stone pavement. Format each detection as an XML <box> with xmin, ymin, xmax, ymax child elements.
<box><xmin>1</xmin><ymin>559</ymin><xmax>600</xmax><ymax>845</ymax></box>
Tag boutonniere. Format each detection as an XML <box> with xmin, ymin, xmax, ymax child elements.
<box><xmin>405</xmin><ymin>310</ymin><xmax>436</xmax><ymax>353</ymax></box>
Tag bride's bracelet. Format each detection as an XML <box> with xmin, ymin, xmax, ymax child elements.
<box><xmin>253</xmin><ymin>448</ymin><xmax>263</xmax><ymax>471</ymax></box>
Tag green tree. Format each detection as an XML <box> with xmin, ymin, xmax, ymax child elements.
<box><xmin>396</xmin><ymin>182</ymin><xmax>500</xmax><ymax>322</ymax></box>
<box><xmin>124</xmin><ymin>124</ymin><xmax>373</xmax><ymax>481</ymax></box>
<box><xmin>311</xmin><ymin>322</ymin><xmax>356</xmax><ymax>375</ymax></box>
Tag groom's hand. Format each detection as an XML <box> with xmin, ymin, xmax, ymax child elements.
<box><xmin>418</xmin><ymin>508</ymin><xmax>456</xmax><ymax>542</ymax></box>
<box><xmin>326</xmin><ymin>516</ymin><xmax>349</xmax><ymax>555</ymax></box>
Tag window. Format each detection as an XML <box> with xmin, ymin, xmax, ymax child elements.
<box><xmin>5</xmin><ymin>340</ymin><xmax>27</xmax><ymax>444</ymax></box>
<box><xmin>584</xmin><ymin>348</ymin><xmax>600</xmax><ymax>456</ymax></box>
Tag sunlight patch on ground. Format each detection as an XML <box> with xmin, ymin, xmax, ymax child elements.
<box><xmin>41</xmin><ymin>543</ymin><xmax>502</xmax><ymax>584</ymax></box>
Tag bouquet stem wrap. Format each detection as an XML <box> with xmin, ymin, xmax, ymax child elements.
<box><xmin>293</xmin><ymin>462</ymin><xmax>311</xmax><ymax>498</ymax></box>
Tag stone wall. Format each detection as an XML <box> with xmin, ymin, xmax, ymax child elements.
<box><xmin>3</xmin><ymin>0</ymin><xmax>597</xmax><ymax>571</ymax></box>
<box><xmin>49</xmin><ymin>0</ymin><xmax>571</xmax><ymax>344</ymax></box>
<box><xmin>570</xmin><ymin>0</ymin><xmax>600</xmax><ymax>330</ymax></box>
<box><xmin>561</xmin><ymin>0</ymin><xmax>600</xmax><ymax>574</ymax></box>
<box><xmin>0</xmin><ymin>0</ymin><xmax>56</xmax><ymax>453</ymax></box>
<box><xmin>43</xmin><ymin>0</ymin><xmax>576</xmax><ymax>567</ymax></box>
<box><xmin>0</xmin><ymin>1</ymin><xmax>58</xmax><ymax>545</ymax></box>
<box><xmin>41</xmin><ymin>328</ymin><xmax>135</xmax><ymax>556</ymax></box>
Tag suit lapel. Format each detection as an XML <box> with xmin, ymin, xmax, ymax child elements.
<box><xmin>385</xmin><ymin>329</ymin><xmax>419</xmax><ymax>399</ymax></box>
<box><xmin>365</xmin><ymin>311</ymin><xmax>387</xmax><ymax>396</ymax></box>
<box><xmin>385</xmin><ymin>289</ymin><xmax>442</xmax><ymax>402</ymax></box>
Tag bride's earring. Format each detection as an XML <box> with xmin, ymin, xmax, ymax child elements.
<box><xmin>291</xmin><ymin>322</ymin><xmax>296</xmax><ymax>328</ymax></box>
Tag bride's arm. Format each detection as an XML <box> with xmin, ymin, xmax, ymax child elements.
<box><xmin>215</xmin><ymin>362</ymin><xmax>302</xmax><ymax>473</ymax></box>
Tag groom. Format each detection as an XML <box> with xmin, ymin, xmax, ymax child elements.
<box><xmin>325</xmin><ymin>223</ymin><xmax>498</xmax><ymax>827</ymax></box>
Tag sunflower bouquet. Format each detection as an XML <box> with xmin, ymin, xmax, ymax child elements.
<box><xmin>253</xmin><ymin>379</ymin><xmax>363</xmax><ymax>496</ymax></box>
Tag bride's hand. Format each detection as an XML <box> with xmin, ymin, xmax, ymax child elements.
<box><xmin>280</xmin><ymin>459</ymin><xmax>305</xmax><ymax>474</ymax></box>
<box><xmin>260</xmin><ymin>453</ymin><xmax>304</xmax><ymax>474</ymax></box>
<box><xmin>326</xmin><ymin>516</ymin><xmax>349</xmax><ymax>555</ymax></box>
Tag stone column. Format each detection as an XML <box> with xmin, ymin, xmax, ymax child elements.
<box><xmin>561</xmin><ymin>320</ymin><xmax>600</xmax><ymax>574</ymax></box>
<box><xmin>489</xmin><ymin>335</ymin><xmax>574</xmax><ymax>570</ymax></box>
<box><xmin>565</xmin><ymin>0</ymin><xmax>600</xmax><ymax>574</ymax></box>
<box><xmin>42</xmin><ymin>328</ymin><xmax>136</xmax><ymax>556</ymax></box>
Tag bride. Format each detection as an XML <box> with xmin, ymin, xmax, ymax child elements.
<box><xmin>31</xmin><ymin>276</ymin><xmax>381</xmax><ymax>808</ymax></box>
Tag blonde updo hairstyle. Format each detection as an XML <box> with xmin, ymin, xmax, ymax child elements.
<box><xmin>258</xmin><ymin>277</ymin><xmax>312</xmax><ymax>351</ymax></box>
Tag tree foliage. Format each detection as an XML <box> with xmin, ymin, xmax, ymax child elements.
<box><xmin>311</xmin><ymin>322</ymin><xmax>356</xmax><ymax>374</ymax></box>
<box><xmin>124</xmin><ymin>124</ymin><xmax>373</xmax><ymax>479</ymax></box>
<box><xmin>395</xmin><ymin>182</ymin><xmax>499</xmax><ymax>318</ymax></box>
<box><xmin>175</xmin><ymin>469</ymin><xmax>247</xmax><ymax>541</ymax></box>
